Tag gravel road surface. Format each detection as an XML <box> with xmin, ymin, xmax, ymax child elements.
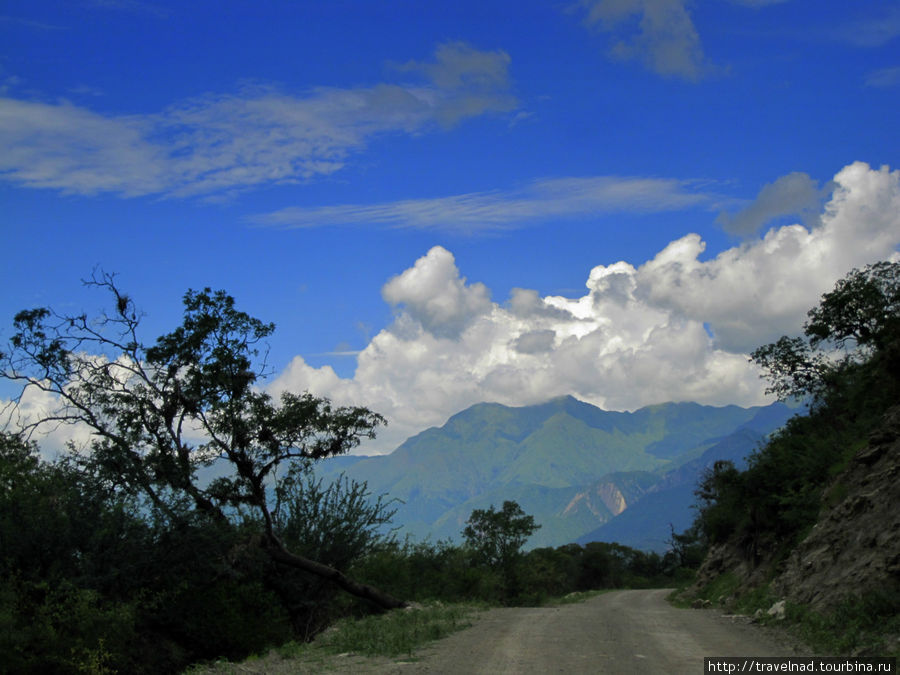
<box><xmin>201</xmin><ymin>589</ymin><xmax>808</xmax><ymax>674</ymax></box>
<box><xmin>387</xmin><ymin>589</ymin><xmax>802</xmax><ymax>674</ymax></box>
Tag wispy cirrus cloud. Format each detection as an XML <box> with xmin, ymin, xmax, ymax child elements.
<box><xmin>866</xmin><ymin>65</ymin><xmax>900</xmax><ymax>88</ymax></box>
<box><xmin>831</xmin><ymin>5</ymin><xmax>900</xmax><ymax>48</ymax></box>
<box><xmin>253</xmin><ymin>175</ymin><xmax>725</xmax><ymax>233</ymax></box>
<box><xmin>0</xmin><ymin>42</ymin><xmax>516</xmax><ymax>199</ymax></box>
<box><xmin>727</xmin><ymin>0</ymin><xmax>791</xmax><ymax>6</ymax></box>
<box><xmin>86</xmin><ymin>0</ymin><xmax>170</xmax><ymax>17</ymax></box>
<box><xmin>0</xmin><ymin>14</ymin><xmax>68</xmax><ymax>30</ymax></box>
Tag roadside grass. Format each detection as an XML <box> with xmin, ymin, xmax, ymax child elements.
<box><xmin>670</xmin><ymin>575</ymin><xmax>900</xmax><ymax>659</ymax></box>
<box><xmin>185</xmin><ymin>601</ymin><xmax>483</xmax><ymax>673</ymax></box>
<box><xmin>786</xmin><ymin>591</ymin><xmax>900</xmax><ymax>658</ymax></box>
<box><xmin>667</xmin><ymin>571</ymin><xmax>741</xmax><ymax>609</ymax></box>
<box><xmin>186</xmin><ymin>589</ymin><xmax>627</xmax><ymax>672</ymax></box>
<box><xmin>291</xmin><ymin>601</ymin><xmax>481</xmax><ymax>658</ymax></box>
<box><xmin>298</xmin><ymin>590</ymin><xmax>611</xmax><ymax>658</ymax></box>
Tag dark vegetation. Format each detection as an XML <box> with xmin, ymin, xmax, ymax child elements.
<box><xmin>0</xmin><ymin>274</ymin><xmax>693</xmax><ymax>674</ymax></box>
<box><xmin>691</xmin><ymin>261</ymin><xmax>899</xmax><ymax>563</ymax></box>
<box><xmin>2</xmin><ymin>261</ymin><xmax>895</xmax><ymax>671</ymax></box>
<box><xmin>685</xmin><ymin>261</ymin><xmax>900</xmax><ymax>653</ymax></box>
<box><xmin>0</xmin><ymin>437</ymin><xmax>690</xmax><ymax>673</ymax></box>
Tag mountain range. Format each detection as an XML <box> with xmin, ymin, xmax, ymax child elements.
<box><xmin>316</xmin><ymin>396</ymin><xmax>797</xmax><ymax>552</ymax></box>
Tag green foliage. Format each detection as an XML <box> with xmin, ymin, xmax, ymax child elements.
<box><xmin>667</xmin><ymin>522</ymin><xmax>707</xmax><ymax>569</ymax></box>
<box><xmin>463</xmin><ymin>500</ymin><xmax>540</xmax><ymax>570</ymax></box>
<box><xmin>264</xmin><ymin>471</ymin><xmax>401</xmax><ymax>638</ymax></box>
<box><xmin>2</xmin><ymin>272</ymin><xmax>386</xmax><ymax>540</ymax></box>
<box><xmin>276</xmin><ymin>471</ymin><xmax>398</xmax><ymax>571</ymax></box>
<box><xmin>693</xmin><ymin>460</ymin><xmax>745</xmax><ymax>546</ymax></box>
<box><xmin>351</xmin><ymin>539</ymin><xmax>503</xmax><ymax>605</ymax></box>
<box><xmin>0</xmin><ymin>427</ymin><xmax>407</xmax><ymax>672</ymax></box>
<box><xmin>692</xmin><ymin>572</ymin><xmax>743</xmax><ymax>605</ymax></box>
<box><xmin>786</xmin><ymin>587</ymin><xmax>900</xmax><ymax>657</ymax></box>
<box><xmin>462</xmin><ymin>500</ymin><xmax>541</xmax><ymax>600</ymax></box>
<box><xmin>751</xmin><ymin>261</ymin><xmax>900</xmax><ymax>405</ymax></box>
<box><xmin>352</xmin><ymin>533</ymin><xmax>686</xmax><ymax>612</ymax></box>
<box><xmin>0</xmin><ymin>275</ymin><xmax>410</xmax><ymax>670</ymax></box>
<box><xmin>691</xmin><ymin>260</ymin><xmax>900</xmax><ymax>576</ymax></box>
<box><xmin>804</xmin><ymin>260</ymin><xmax>900</xmax><ymax>353</ymax></box>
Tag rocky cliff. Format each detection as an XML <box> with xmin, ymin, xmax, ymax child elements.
<box><xmin>772</xmin><ymin>405</ymin><xmax>900</xmax><ymax>612</ymax></box>
<box><xmin>693</xmin><ymin>405</ymin><xmax>900</xmax><ymax>621</ymax></box>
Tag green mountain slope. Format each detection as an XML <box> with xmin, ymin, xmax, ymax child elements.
<box><xmin>317</xmin><ymin>396</ymin><xmax>795</xmax><ymax>549</ymax></box>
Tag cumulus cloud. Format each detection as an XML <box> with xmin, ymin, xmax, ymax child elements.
<box><xmin>511</xmin><ymin>329</ymin><xmax>557</xmax><ymax>355</ymax></box>
<box><xmin>268</xmin><ymin>162</ymin><xmax>900</xmax><ymax>454</ymax></box>
<box><xmin>0</xmin><ymin>386</ymin><xmax>95</xmax><ymax>459</ymax></box>
<box><xmin>0</xmin><ymin>42</ymin><xmax>516</xmax><ymax>199</ymax></box>
<box><xmin>11</xmin><ymin>162</ymin><xmax>899</xmax><ymax>456</ymax></box>
<box><xmin>716</xmin><ymin>171</ymin><xmax>825</xmax><ymax>236</ymax></box>
<box><xmin>254</xmin><ymin>175</ymin><xmax>723</xmax><ymax>232</ymax></box>
<box><xmin>577</xmin><ymin>0</ymin><xmax>710</xmax><ymax>81</ymax></box>
<box><xmin>381</xmin><ymin>246</ymin><xmax>492</xmax><ymax>339</ymax></box>
<box><xmin>640</xmin><ymin>163</ymin><xmax>900</xmax><ymax>351</ymax></box>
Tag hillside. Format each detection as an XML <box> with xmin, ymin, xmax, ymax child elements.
<box><xmin>683</xmin><ymin>262</ymin><xmax>900</xmax><ymax>656</ymax></box>
<box><xmin>774</xmin><ymin>406</ymin><xmax>900</xmax><ymax>610</ymax></box>
<box><xmin>689</xmin><ymin>405</ymin><xmax>900</xmax><ymax>655</ymax></box>
<box><xmin>319</xmin><ymin>396</ymin><xmax>795</xmax><ymax>550</ymax></box>
<box><xmin>577</xmin><ymin>427</ymin><xmax>770</xmax><ymax>550</ymax></box>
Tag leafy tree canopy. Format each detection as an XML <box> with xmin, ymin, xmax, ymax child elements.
<box><xmin>463</xmin><ymin>500</ymin><xmax>540</xmax><ymax>570</ymax></box>
<box><xmin>1</xmin><ymin>271</ymin><xmax>404</xmax><ymax>609</ymax></box>
<box><xmin>751</xmin><ymin>261</ymin><xmax>900</xmax><ymax>403</ymax></box>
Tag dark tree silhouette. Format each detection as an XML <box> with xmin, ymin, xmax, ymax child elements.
<box><xmin>1</xmin><ymin>271</ymin><xmax>406</xmax><ymax>610</ymax></box>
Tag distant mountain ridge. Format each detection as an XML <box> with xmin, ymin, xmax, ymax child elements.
<box><xmin>317</xmin><ymin>396</ymin><xmax>796</xmax><ymax>551</ymax></box>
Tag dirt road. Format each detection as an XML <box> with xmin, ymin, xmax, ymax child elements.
<box><xmin>385</xmin><ymin>589</ymin><xmax>802</xmax><ymax>674</ymax></box>
<box><xmin>229</xmin><ymin>588</ymin><xmax>808</xmax><ymax>674</ymax></box>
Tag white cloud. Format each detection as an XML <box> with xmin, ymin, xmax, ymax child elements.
<box><xmin>639</xmin><ymin>162</ymin><xmax>900</xmax><ymax>351</ymax></box>
<box><xmin>577</xmin><ymin>0</ymin><xmax>711</xmax><ymax>81</ymax></box>
<box><xmin>511</xmin><ymin>329</ymin><xmax>557</xmax><ymax>354</ymax></box>
<box><xmin>268</xmin><ymin>162</ymin><xmax>900</xmax><ymax>454</ymax></box>
<box><xmin>0</xmin><ymin>98</ymin><xmax>170</xmax><ymax>196</ymax></box>
<box><xmin>9</xmin><ymin>162</ymin><xmax>898</xmax><ymax>456</ymax></box>
<box><xmin>0</xmin><ymin>385</ymin><xmax>95</xmax><ymax>459</ymax></box>
<box><xmin>254</xmin><ymin>175</ymin><xmax>723</xmax><ymax>232</ymax></box>
<box><xmin>381</xmin><ymin>246</ymin><xmax>492</xmax><ymax>339</ymax></box>
<box><xmin>0</xmin><ymin>43</ymin><xmax>516</xmax><ymax>199</ymax></box>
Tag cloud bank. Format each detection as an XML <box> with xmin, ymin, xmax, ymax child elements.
<box><xmin>269</xmin><ymin>162</ymin><xmax>900</xmax><ymax>453</ymax></box>
<box><xmin>0</xmin><ymin>42</ymin><xmax>515</xmax><ymax>199</ymax></box>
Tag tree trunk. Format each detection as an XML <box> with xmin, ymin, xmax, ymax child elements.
<box><xmin>262</xmin><ymin>535</ymin><xmax>408</xmax><ymax>611</ymax></box>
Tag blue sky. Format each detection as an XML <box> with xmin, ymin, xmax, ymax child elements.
<box><xmin>2</xmin><ymin>0</ymin><xmax>899</xmax><ymax>453</ymax></box>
